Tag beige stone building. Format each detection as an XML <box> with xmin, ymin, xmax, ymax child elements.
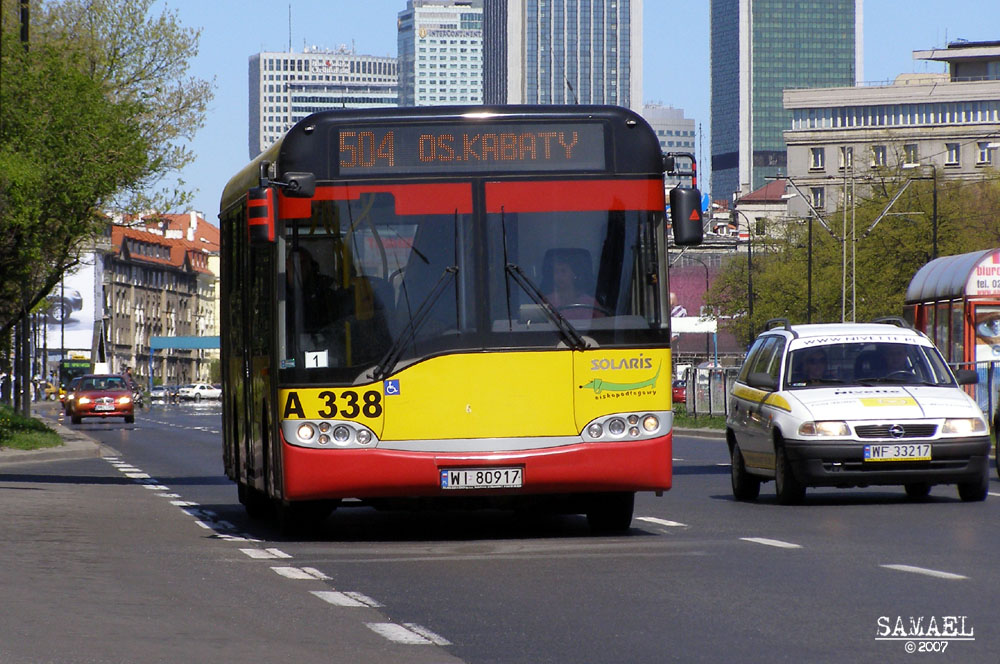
<box><xmin>783</xmin><ymin>40</ymin><xmax>1000</xmax><ymax>217</ymax></box>
<box><xmin>103</xmin><ymin>212</ymin><xmax>220</xmax><ymax>386</ymax></box>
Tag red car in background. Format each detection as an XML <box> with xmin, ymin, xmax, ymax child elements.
<box><xmin>69</xmin><ymin>374</ymin><xmax>134</xmax><ymax>424</ymax></box>
<box><xmin>672</xmin><ymin>379</ymin><xmax>687</xmax><ymax>404</ymax></box>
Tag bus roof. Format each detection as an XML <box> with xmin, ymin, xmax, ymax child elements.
<box><xmin>220</xmin><ymin>105</ymin><xmax>663</xmax><ymax>214</ymax></box>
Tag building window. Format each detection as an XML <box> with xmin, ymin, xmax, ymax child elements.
<box><xmin>903</xmin><ymin>143</ymin><xmax>919</xmax><ymax>165</ymax></box>
<box><xmin>838</xmin><ymin>146</ymin><xmax>853</xmax><ymax>170</ymax></box>
<box><xmin>945</xmin><ymin>143</ymin><xmax>961</xmax><ymax>166</ymax></box>
<box><xmin>810</xmin><ymin>147</ymin><xmax>825</xmax><ymax>170</ymax></box>
<box><xmin>810</xmin><ymin>187</ymin><xmax>825</xmax><ymax>209</ymax></box>
<box><xmin>871</xmin><ymin>145</ymin><xmax>887</xmax><ymax>167</ymax></box>
<box><xmin>977</xmin><ymin>142</ymin><xmax>995</xmax><ymax>165</ymax></box>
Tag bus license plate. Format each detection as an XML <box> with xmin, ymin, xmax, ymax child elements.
<box><xmin>863</xmin><ymin>444</ymin><xmax>931</xmax><ymax>462</ymax></box>
<box><xmin>440</xmin><ymin>467</ymin><xmax>523</xmax><ymax>490</ymax></box>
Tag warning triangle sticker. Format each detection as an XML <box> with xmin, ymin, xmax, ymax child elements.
<box><xmin>688</xmin><ymin>209</ymin><xmax>701</xmax><ymax>221</ymax></box>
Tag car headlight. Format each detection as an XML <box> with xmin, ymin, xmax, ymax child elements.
<box><xmin>798</xmin><ymin>421</ymin><xmax>849</xmax><ymax>437</ymax></box>
<box><xmin>942</xmin><ymin>418</ymin><xmax>987</xmax><ymax>435</ymax></box>
<box><xmin>77</xmin><ymin>396</ymin><xmax>92</xmax><ymax>405</ymax></box>
<box><xmin>118</xmin><ymin>396</ymin><xmax>132</xmax><ymax>405</ymax></box>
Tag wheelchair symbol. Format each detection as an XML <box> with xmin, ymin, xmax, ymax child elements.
<box><xmin>384</xmin><ymin>379</ymin><xmax>400</xmax><ymax>396</ymax></box>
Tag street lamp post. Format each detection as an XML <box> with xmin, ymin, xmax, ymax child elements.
<box><xmin>902</xmin><ymin>162</ymin><xmax>937</xmax><ymax>260</ymax></box>
<box><xmin>731</xmin><ymin>197</ymin><xmax>753</xmax><ymax>341</ymax></box>
<box><xmin>687</xmin><ymin>255</ymin><xmax>712</xmax><ymax>360</ymax></box>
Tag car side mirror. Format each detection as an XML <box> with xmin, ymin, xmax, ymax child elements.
<box><xmin>746</xmin><ymin>372</ymin><xmax>777</xmax><ymax>391</ymax></box>
<box><xmin>954</xmin><ymin>369</ymin><xmax>978</xmax><ymax>385</ymax></box>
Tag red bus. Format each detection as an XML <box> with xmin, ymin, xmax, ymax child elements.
<box><xmin>219</xmin><ymin>105</ymin><xmax>703</xmax><ymax>532</ymax></box>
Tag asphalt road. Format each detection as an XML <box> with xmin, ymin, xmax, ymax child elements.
<box><xmin>2</xmin><ymin>402</ymin><xmax>997</xmax><ymax>663</ymax></box>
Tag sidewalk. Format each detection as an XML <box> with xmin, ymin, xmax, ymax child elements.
<box><xmin>0</xmin><ymin>401</ymin><xmax>108</xmax><ymax>467</ymax></box>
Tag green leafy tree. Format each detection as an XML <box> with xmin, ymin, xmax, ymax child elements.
<box><xmin>706</xmin><ymin>173</ymin><xmax>1000</xmax><ymax>347</ymax></box>
<box><xmin>28</xmin><ymin>0</ymin><xmax>213</xmax><ymax>212</ymax></box>
<box><xmin>0</xmin><ymin>29</ymin><xmax>150</xmax><ymax>334</ymax></box>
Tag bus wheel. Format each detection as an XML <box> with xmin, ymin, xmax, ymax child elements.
<box><xmin>276</xmin><ymin>500</ymin><xmax>336</xmax><ymax>536</ymax></box>
<box><xmin>238</xmin><ymin>483</ymin><xmax>271</xmax><ymax>520</ymax></box>
<box><xmin>586</xmin><ymin>492</ymin><xmax>634</xmax><ymax>535</ymax></box>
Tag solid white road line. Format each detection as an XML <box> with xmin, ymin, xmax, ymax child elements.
<box><xmin>740</xmin><ymin>537</ymin><xmax>802</xmax><ymax>549</ymax></box>
<box><xmin>636</xmin><ymin>516</ymin><xmax>688</xmax><ymax>528</ymax></box>
<box><xmin>880</xmin><ymin>564</ymin><xmax>967</xmax><ymax>580</ymax></box>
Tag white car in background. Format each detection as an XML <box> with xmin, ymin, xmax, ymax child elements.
<box><xmin>177</xmin><ymin>383</ymin><xmax>222</xmax><ymax>401</ymax></box>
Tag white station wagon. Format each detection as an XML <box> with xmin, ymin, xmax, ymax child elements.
<box><xmin>177</xmin><ymin>383</ymin><xmax>222</xmax><ymax>401</ymax></box>
<box><xmin>726</xmin><ymin>319</ymin><xmax>990</xmax><ymax>504</ymax></box>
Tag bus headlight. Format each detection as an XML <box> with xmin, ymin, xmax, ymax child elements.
<box><xmin>607</xmin><ymin>418</ymin><xmax>627</xmax><ymax>436</ymax></box>
<box><xmin>587</xmin><ymin>423</ymin><xmax>604</xmax><ymax>439</ymax></box>
<box><xmin>356</xmin><ymin>429</ymin><xmax>372</xmax><ymax>445</ymax></box>
<box><xmin>332</xmin><ymin>425</ymin><xmax>351</xmax><ymax>445</ymax></box>
<box><xmin>297</xmin><ymin>423</ymin><xmax>316</xmax><ymax>441</ymax></box>
<box><xmin>642</xmin><ymin>415</ymin><xmax>659</xmax><ymax>432</ymax></box>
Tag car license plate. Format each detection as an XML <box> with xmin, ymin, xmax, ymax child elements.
<box><xmin>440</xmin><ymin>467</ymin><xmax>523</xmax><ymax>490</ymax></box>
<box><xmin>863</xmin><ymin>443</ymin><xmax>931</xmax><ymax>462</ymax></box>
<box><xmin>95</xmin><ymin>404</ymin><xmax>114</xmax><ymax>412</ymax></box>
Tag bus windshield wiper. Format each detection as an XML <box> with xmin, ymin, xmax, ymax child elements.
<box><xmin>505</xmin><ymin>262</ymin><xmax>587</xmax><ymax>351</ymax></box>
<box><xmin>371</xmin><ymin>266</ymin><xmax>458</xmax><ymax>380</ymax></box>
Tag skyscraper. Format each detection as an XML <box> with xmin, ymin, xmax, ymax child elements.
<box><xmin>397</xmin><ymin>0</ymin><xmax>484</xmax><ymax>107</ymax></box>
<box><xmin>483</xmin><ymin>0</ymin><xmax>642</xmax><ymax>110</ymax></box>
<box><xmin>249</xmin><ymin>47</ymin><xmax>397</xmax><ymax>158</ymax></box>
<box><xmin>710</xmin><ymin>0</ymin><xmax>862</xmax><ymax>199</ymax></box>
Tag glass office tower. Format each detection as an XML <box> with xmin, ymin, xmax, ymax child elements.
<box><xmin>484</xmin><ymin>0</ymin><xmax>642</xmax><ymax>110</ymax></box>
<box><xmin>710</xmin><ymin>0</ymin><xmax>862</xmax><ymax>199</ymax></box>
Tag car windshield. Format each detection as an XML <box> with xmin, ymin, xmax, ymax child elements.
<box><xmin>79</xmin><ymin>376</ymin><xmax>127</xmax><ymax>391</ymax></box>
<box><xmin>279</xmin><ymin>183</ymin><xmax>666</xmax><ymax>385</ymax></box>
<box><xmin>785</xmin><ymin>342</ymin><xmax>955</xmax><ymax>388</ymax></box>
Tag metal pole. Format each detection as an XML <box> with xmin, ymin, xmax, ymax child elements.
<box><xmin>807</xmin><ymin>217</ymin><xmax>813</xmax><ymax>324</ymax></box>
<box><xmin>931</xmin><ymin>166</ymin><xmax>938</xmax><ymax>260</ymax></box>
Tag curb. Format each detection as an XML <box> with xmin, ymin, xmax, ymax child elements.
<box><xmin>674</xmin><ymin>427</ymin><xmax>726</xmax><ymax>440</ymax></box>
<box><xmin>0</xmin><ymin>404</ymin><xmax>112</xmax><ymax>468</ymax></box>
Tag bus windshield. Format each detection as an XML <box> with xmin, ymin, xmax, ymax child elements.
<box><xmin>279</xmin><ymin>180</ymin><xmax>666</xmax><ymax>384</ymax></box>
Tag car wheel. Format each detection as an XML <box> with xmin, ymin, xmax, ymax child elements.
<box><xmin>994</xmin><ymin>418</ymin><xmax>1000</xmax><ymax>480</ymax></box>
<box><xmin>71</xmin><ymin>414</ymin><xmax>81</xmax><ymax>425</ymax></box>
<box><xmin>125</xmin><ymin>414</ymin><xmax>135</xmax><ymax>424</ymax></box>
<box><xmin>731</xmin><ymin>441</ymin><xmax>761</xmax><ymax>501</ymax></box>
<box><xmin>774</xmin><ymin>443</ymin><xmax>805</xmax><ymax>505</ymax></box>
<box><xmin>904</xmin><ymin>482</ymin><xmax>931</xmax><ymax>500</ymax></box>
<box><xmin>195</xmin><ymin>393</ymin><xmax>202</xmax><ymax>402</ymax></box>
<box><xmin>586</xmin><ymin>492</ymin><xmax>635</xmax><ymax>534</ymax></box>
<box><xmin>957</xmin><ymin>468</ymin><xmax>988</xmax><ymax>502</ymax></box>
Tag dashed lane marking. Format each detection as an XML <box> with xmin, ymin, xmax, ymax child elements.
<box><xmin>311</xmin><ymin>590</ymin><xmax>384</xmax><ymax>608</ymax></box>
<box><xmin>740</xmin><ymin>537</ymin><xmax>803</xmax><ymax>549</ymax></box>
<box><xmin>365</xmin><ymin>622</ymin><xmax>451</xmax><ymax>646</ymax></box>
<box><xmin>880</xmin><ymin>564</ymin><xmax>967</xmax><ymax>580</ymax></box>
<box><xmin>636</xmin><ymin>516</ymin><xmax>688</xmax><ymax>528</ymax></box>
<box><xmin>240</xmin><ymin>548</ymin><xmax>292</xmax><ymax>560</ymax></box>
<box><xmin>271</xmin><ymin>566</ymin><xmax>330</xmax><ymax>580</ymax></box>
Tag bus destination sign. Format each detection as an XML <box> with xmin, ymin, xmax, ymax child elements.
<box><xmin>338</xmin><ymin>122</ymin><xmax>606</xmax><ymax>175</ymax></box>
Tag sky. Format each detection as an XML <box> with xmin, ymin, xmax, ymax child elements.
<box><xmin>161</xmin><ymin>0</ymin><xmax>999</xmax><ymax>222</ymax></box>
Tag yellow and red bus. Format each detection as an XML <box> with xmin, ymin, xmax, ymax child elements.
<box><xmin>219</xmin><ymin>105</ymin><xmax>703</xmax><ymax>532</ymax></box>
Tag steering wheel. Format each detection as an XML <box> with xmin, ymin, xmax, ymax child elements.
<box><xmin>884</xmin><ymin>370</ymin><xmax>915</xmax><ymax>382</ymax></box>
<box><xmin>557</xmin><ymin>303</ymin><xmax>613</xmax><ymax>317</ymax></box>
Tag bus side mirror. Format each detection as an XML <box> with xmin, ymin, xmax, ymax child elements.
<box><xmin>283</xmin><ymin>172</ymin><xmax>315</xmax><ymax>198</ymax></box>
<box><xmin>248</xmin><ymin>186</ymin><xmax>276</xmax><ymax>243</ymax></box>
<box><xmin>670</xmin><ymin>187</ymin><xmax>704</xmax><ymax>246</ymax></box>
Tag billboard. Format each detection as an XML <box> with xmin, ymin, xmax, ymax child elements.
<box><xmin>44</xmin><ymin>253</ymin><xmax>98</xmax><ymax>355</ymax></box>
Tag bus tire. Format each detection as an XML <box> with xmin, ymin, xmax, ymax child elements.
<box><xmin>276</xmin><ymin>500</ymin><xmax>336</xmax><ymax>536</ymax></box>
<box><xmin>586</xmin><ymin>492</ymin><xmax>634</xmax><ymax>535</ymax></box>
<box><xmin>238</xmin><ymin>483</ymin><xmax>271</xmax><ymax>520</ymax></box>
